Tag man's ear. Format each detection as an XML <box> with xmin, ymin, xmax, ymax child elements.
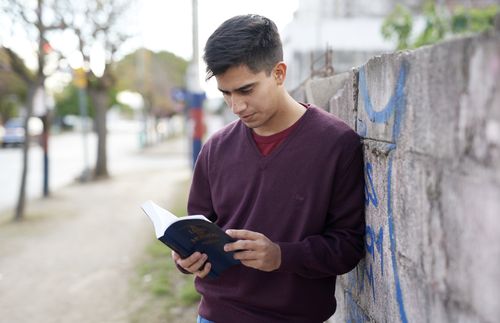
<box><xmin>273</xmin><ymin>62</ymin><xmax>287</xmax><ymax>85</ymax></box>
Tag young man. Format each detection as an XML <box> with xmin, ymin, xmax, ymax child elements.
<box><xmin>172</xmin><ymin>14</ymin><xmax>365</xmax><ymax>323</ymax></box>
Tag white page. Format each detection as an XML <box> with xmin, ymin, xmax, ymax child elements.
<box><xmin>141</xmin><ymin>200</ymin><xmax>211</xmax><ymax>238</ymax></box>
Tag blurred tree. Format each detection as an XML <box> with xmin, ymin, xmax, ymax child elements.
<box><xmin>54</xmin><ymin>83</ymin><xmax>95</xmax><ymax>120</ymax></box>
<box><xmin>413</xmin><ymin>2</ymin><xmax>452</xmax><ymax>48</ymax></box>
<box><xmin>0</xmin><ymin>48</ymin><xmax>29</xmax><ymax>123</ymax></box>
<box><xmin>64</xmin><ymin>0</ymin><xmax>134</xmax><ymax>179</ymax></box>
<box><xmin>450</xmin><ymin>5</ymin><xmax>499</xmax><ymax>34</ymax></box>
<box><xmin>1</xmin><ymin>0</ymin><xmax>67</xmax><ymax>221</ymax></box>
<box><xmin>381</xmin><ymin>4</ymin><xmax>414</xmax><ymax>50</ymax></box>
<box><xmin>114</xmin><ymin>48</ymin><xmax>188</xmax><ymax>117</ymax></box>
<box><xmin>382</xmin><ymin>1</ymin><xmax>498</xmax><ymax>50</ymax></box>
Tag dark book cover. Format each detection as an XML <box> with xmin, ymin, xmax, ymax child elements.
<box><xmin>141</xmin><ymin>200</ymin><xmax>240</xmax><ymax>278</ymax></box>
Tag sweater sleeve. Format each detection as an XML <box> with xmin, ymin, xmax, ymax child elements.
<box><xmin>174</xmin><ymin>144</ymin><xmax>216</xmax><ymax>275</ymax></box>
<box><xmin>187</xmin><ymin>143</ymin><xmax>217</xmax><ymax>222</ymax></box>
<box><xmin>277</xmin><ymin>136</ymin><xmax>366</xmax><ymax>279</ymax></box>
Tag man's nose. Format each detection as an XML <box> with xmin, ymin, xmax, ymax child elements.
<box><xmin>230</xmin><ymin>95</ymin><xmax>246</xmax><ymax>114</ymax></box>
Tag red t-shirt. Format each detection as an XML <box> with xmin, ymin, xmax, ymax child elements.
<box><xmin>251</xmin><ymin>104</ymin><xmax>309</xmax><ymax>156</ymax></box>
<box><xmin>251</xmin><ymin>121</ymin><xmax>300</xmax><ymax>156</ymax></box>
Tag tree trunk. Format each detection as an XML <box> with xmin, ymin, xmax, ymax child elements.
<box><xmin>91</xmin><ymin>89</ymin><xmax>109</xmax><ymax>179</ymax></box>
<box><xmin>15</xmin><ymin>84</ymin><xmax>37</xmax><ymax>221</ymax></box>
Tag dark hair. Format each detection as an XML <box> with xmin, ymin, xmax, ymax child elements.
<box><xmin>203</xmin><ymin>14</ymin><xmax>283</xmax><ymax>79</ymax></box>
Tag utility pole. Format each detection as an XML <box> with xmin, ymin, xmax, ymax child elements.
<box><xmin>33</xmin><ymin>87</ymin><xmax>50</xmax><ymax>197</ymax></box>
<box><xmin>40</xmin><ymin>91</ymin><xmax>50</xmax><ymax>196</ymax></box>
<box><xmin>74</xmin><ymin>68</ymin><xmax>91</xmax><ymax>182</ymax></box>
<box><xmin>186</xmin><ymin>0</ymin><xmax>206</xmax><ymax>167</ymax></box>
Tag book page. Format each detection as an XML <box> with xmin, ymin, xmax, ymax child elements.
<box><xmin>141</xmin><ymin>200</ymin><xmax>177</xmax><ymax>238</ymax></box>
<box><xmin>141</xmin><ymin>200</ymin><xmax>211</xmax><ymax>238</ymax></box>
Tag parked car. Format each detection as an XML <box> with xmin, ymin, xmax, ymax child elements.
<box><xmin>1</xmin><ymin>117</ymin><xmax>43</xmax><ymax>148</ymax></box>
<box><xmin>0</xmin><ymin>124</ymin><xmax>4</xmax><ymax>146</ymax></box>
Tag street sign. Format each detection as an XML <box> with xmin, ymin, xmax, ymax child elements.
<box><xmin>73</xmin><ymin>68</ymin><xmax>87</xmax><ymax>88</ymax></box>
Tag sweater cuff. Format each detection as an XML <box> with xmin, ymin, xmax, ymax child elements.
<box><xmin>277</xmin><ymin>241</ymin><xmax>307</xmax><ymax>273</ymax></box>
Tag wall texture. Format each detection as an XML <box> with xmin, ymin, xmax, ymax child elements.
<box><xmin>295</xmin><ymin>26</ymin><xmax>500</xmax><ymax>323</ymax></box>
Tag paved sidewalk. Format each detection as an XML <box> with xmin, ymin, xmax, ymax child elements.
<box><xmin>0</xmin><ymin>137</ymin><xmax>192</xmax><ymax>323</ymax></box>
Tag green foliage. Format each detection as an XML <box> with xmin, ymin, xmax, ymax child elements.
<box><xmin>54</xmin><ymin>84</ymin><xmax>95</xmax><ymax>118</ymax></box>
<box><xmin>413</xmin><ymin>2</ymin><xmax>448</xmax><ymax>48</ymax></box>
<box><xmin>0</xmin><ymin>95</ymin><xmax>22</xmax><ymax>123</ymax></box>
<box><xmin>381</xmin><ymin>4</ymin><xmax>414</xmax><ymax>50</ymax></box>
<box><xmin>179</xmin><ymin>281</ymin><xmax>202</xmax><ymax>305</ymax></box>
<box><xmin>0</xmin><ymin>48</ymin><xmax>29</xmax><ymax>122</ymax></box>
<box><xmin>382</xmin><ymin>2</ymin><xmax>499</xmax><ymax>50</ymax></box>
<box><xmin>451</xmin><ymin>5</ymin><xmax>499</xmax><ymax>34</ymax></box>
<box><xmin>140</xmin><ymin>242</ymin><xmax>174</xmax><ymax>296</ymax></box>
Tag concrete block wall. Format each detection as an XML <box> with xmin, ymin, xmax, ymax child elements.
<box><xmin>296</xmin><ymin>28</ymin><xmax>500</xmax><ymax>323</ymax></box>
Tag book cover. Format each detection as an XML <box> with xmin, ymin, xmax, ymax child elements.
<box><xmin>141</xmin><ymin>200</ymin><xmax>240</xmax><ymax>278</ymax></box>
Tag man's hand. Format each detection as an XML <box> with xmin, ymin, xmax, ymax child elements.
<box><xmin>224</xmin><ymin>229</ymin><xmax>281</xmax><ymax>272</ymax></box>
<box><xmin>171</xmin><ymin>251</ymin><xmax>212</xmax><ymax>278</ymax></box>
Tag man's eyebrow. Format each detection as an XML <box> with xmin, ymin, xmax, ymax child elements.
<box><xmin>218</xmin><ymin>82</ymin><xmax>256</xmax><ymax>93</ymax></box>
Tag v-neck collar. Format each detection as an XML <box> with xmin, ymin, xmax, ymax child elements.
<box><xmin>243</xmin><ymin>105</ymin><xmax>313</xmax><ymax>166</ymax></box>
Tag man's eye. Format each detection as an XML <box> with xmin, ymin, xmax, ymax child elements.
<box><xmin>239</xmin><ymin>89</ymin><xmax>252</xmax><ymax>94</ymax></box>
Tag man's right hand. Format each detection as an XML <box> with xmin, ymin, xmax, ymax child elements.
<box><xmin>171</xmin><ymin>251</ymin><xmax>212</xmax><ymax>278</ymax></box>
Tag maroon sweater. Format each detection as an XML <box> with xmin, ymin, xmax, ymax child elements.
<box><xmin>188</xmin><ymin>105</ymin><xmax>365</xmax><ymax>323</ymax></box>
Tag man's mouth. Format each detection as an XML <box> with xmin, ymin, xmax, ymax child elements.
<box><xmin>240</xmin><ymin>113</ymin><xmax>254</xmax><ymax>121</ymax></box>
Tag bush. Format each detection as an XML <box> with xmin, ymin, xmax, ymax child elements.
<box><xmin>382</xmin><ymin>1</ymin><xmax>499</xmax><ymax>50</ymax></box>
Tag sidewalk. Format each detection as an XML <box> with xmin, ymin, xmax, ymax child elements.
<box><xmin>0</xmin><ymin>137</ymin><xmax>192</xmax><ymax>323</ymax></box>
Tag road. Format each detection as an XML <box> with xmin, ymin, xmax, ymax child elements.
<box><xmin>0</xmin><ymin>113</ymin><xmax>226</xmax><ymax>218</ymax></box>
<box><xmin>0</xmin><ymin>119</ymin><xmax>191</xmax><ymax>217</ymax></box>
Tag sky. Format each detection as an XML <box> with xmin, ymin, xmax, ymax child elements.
<box><xmin>135</xmin><ymin>0</ymin><xmax>300</xmax><ymax>97</ymax></box>
<box><xmin>1</xmin><ymin>0</ymin><xmax>299</xmax><ymax>97</ymax></box>
<box><xmin>137</xmin><ymin>0</ymin><xmax>299</xmax><ymax>61</ymax></box>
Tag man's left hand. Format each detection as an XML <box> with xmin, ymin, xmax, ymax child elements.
<box><xmin>224</xmin><ymin>229</ymin><xmax>281</xmax><ymax>272</ymax></box>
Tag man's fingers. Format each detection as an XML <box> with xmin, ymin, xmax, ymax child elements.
<box><xmin>224</xmin><ymin>239</ymin><xmax>258</xmax><ymax>252</ymax></box>
<box><xmin>172</xmin><ymin>251</ymin><xmax>212</xmax><ymax>277</ymax></box>
<box><xmin>185</xmin><ymin>253</ymin><xmax>208</xmax><ymax>272</ymax></box>
<box><xmin>196</xmin><ymin>262</ymin><xmax>211</xmax><ymax>278</ymax></box>
<box><xmin>224</xmin><ymin>229</ymin><xmax>269</xmax><ymax>252</ymax></box>
<box><xmin>226</xmin><ymin>229</ymin><xmax>261</xmax><ymax>240</ymax></box>
<box><xmin>176</xmin><ymin>252</ymin><xmax>205</xmax><ymax>271</ymax></box>
<box><xmin>171</xmin><ymin>250</ymin><xmax>180</xmax><ymax>261</ymax></box>
<box><xmin>232</xmin><ymin>250</ymin><xmax>259</xmax><ymax>261</ymax></box>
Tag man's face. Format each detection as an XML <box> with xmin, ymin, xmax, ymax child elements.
<box><xmin>216</xmin><ymin>64</ymin><xmax>283</xmax><ymax>135</ymax></box>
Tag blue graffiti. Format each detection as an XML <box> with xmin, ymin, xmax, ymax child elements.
<box><xmin>365</xmin><ymin>263</ymin><xmax>375</xmax><ymax>301</ymax></box>
<box><xmin>387</xmin><ymin>155</ymin><xmax>408</xmax><ymax>323</ymax></box>
<box><xmin>363</xmin><ymin>225</ymin><xmax>384</xmax><ymax>302</ymax></box>
<box><xmin>357</xmin><ymin>118</ymin><xmax>368</xmax><ymax>137</ymax></box>
<box><xmin>346</xmin><ymin>290</ymin><xmax>370</xmax><ymax>323</ymax></box>
<box><xmin>359</xmin><ymin>60</ymin><xmax>409</xmax><ymax>323</ymax></box>
<box><xmin>366</xmin><ymin>225</ymin><xmax>384</xmax><ymax>277</ymax></box>
<box><xmin>359</xmin><ymin>61</ymin><xmax>408</xmax><ymax>142</ymax></box>
<box><xmin>354</xmin><ymin>260</ymin><xmax>374</xmax><ymax>301</ymax></box>
<box><xmin>347</xmin><ymin>262</ymin><xmax>375</xmax><ymax>303</ymax></box>
<box><xmin>376</xmin><ymin>228</ymin><xmax>384</xmax><ymax>276</ymax></box>
<box><xmin>364</xmin><ymin>162</ymin><xmax>378</xmax><ymax>207</ymax></box>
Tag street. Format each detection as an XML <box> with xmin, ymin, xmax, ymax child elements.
<box><xmin>0</xmin><ymin>114</ymin><xmax>225</xmax><ymax>322</ymax></box>
<box><xmin>0</xmin><ymin>119</ymin><xmax>191</xmax><ymax>217</ymax></box>
<box><xmin>0</xmin><ymin>133</ymin><xmax>195</xmax><ymax>323</ymax></box>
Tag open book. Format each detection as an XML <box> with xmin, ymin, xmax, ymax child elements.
<box><xmin>141</xmin><ymin>200</ymin><xmax>240</xmax><ymax>278</ymax></box>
